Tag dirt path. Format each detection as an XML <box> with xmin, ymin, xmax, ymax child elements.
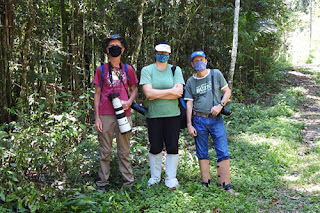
<box><xmin>288</xmin><ymin>64</ymin><xmax>320</xmax><ymax>148</ymax></box>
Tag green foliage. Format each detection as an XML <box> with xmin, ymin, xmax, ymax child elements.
<box><xmin>0</xmin><ymin>89</ymin><xmax>97</xmax><ymax>211</ymax></box>
<box><xmin>5</xmin><ymin>0</ymin><xmax>288</xmax><ymax>115</ymax></box>
<box><xmin>2</xmin><ymin>0</ymin><xmax>318</xmax><ymax>211</ymax></box>
<box><xmin>2</xmin><ymin>68</ymin><xmax>319</xmax><ymax>212</ymax></box>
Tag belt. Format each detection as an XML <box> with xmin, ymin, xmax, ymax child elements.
<box><xmin>193</xmin><ymin>111</ymin><xmax>215</xmax><ymax>118</ymax></box>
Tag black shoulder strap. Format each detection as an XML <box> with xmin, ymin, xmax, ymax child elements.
<box><xmin>211</xmin><ymin>69</ymin><xmax>215</xmax><ymax>93</ymax></box>
<box><xmin>171</xmin><ymin>65</ymin><xmax>176</xmax><ymax>76</ymax></box>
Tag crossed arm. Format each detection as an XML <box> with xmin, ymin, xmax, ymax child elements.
<box><xmin>142</xmin><ymin>83</ymin><xmax>183</xmax><ymax>101</ymax></box>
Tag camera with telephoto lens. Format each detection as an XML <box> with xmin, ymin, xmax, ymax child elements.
<box><xmin>220</xmin><ymin>107</ymin><xmax>233</xmax><ymax>116</ymax></box>
<box><xmin>131</xmin><ymin>102</ymin><xmax>147</xmax><ymax>115</ymax></box>
<box><xmin>108</xmin><ymin>93</ymin><xmax>132</xmax><ymax>134</ymax></box>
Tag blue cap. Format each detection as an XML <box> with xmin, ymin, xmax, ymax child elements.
<box><xmin>105</xmin><ymin>34</ymin><xmax>126</xmax><ymax>46</ymax></box>
<box><xmin>191</xmin><ymin>51</ymin><xmax>206</xmax><ymax>61</ymax></box>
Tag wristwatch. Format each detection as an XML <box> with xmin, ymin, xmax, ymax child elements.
<box><xmin>220</xmin><ymin>101</ymin><xmax>226</xmax><ymax>107</ymax></box>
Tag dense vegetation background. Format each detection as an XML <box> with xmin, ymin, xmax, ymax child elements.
<box><xmin>1</xmin><ymin>0</ymin><xmax>319</xmax><ymax>212</ymax></box>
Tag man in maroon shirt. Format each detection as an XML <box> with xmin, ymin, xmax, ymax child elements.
<box><xmin>93</xmin><ymin>34</ymin><xmax>138</xmax><ymax>191</ymax></box>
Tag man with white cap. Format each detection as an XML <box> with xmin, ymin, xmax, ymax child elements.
<box><xmin>140</xmin><ymin>42</ymin><xmax>185</xmax><ymax>190</ymax></box>
<box><xmin>184</xmin><ymin>50</ymin><xmax>236</xmax><ymax>194</ymax></box>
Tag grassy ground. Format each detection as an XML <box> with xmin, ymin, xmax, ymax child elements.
<box><xmin>97</xmin><ymin>66</ymin><xmax>319</xmax><ymax>213</ymax></box>
<box><xmin>56</xmin><ymin>67</ymin><xmax>319</xmax><ymax>212</ymax></box>
<box><xmin>1</xmin><ymin>67</ymin><xmax>319</xmax><ymax>212</ymax></box>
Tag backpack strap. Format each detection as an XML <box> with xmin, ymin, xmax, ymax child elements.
<box><xmin>124</xmin><ymin>63</ymin><xmax>129</xmax><ymax>81</ymax></box>
<box><xmin>171</xmin><ymin>65</ymin><xmax>176</xmax><ymax>75</ymax></box>
<box><xmin>100</xmin><ymin>63</ymin><xmax>129</xmax><ymax>90</ymax></box>
<box><xmin>100</xmin><ymin>64</ymin><xmax>105</xmax><ymax>89</ymax></box>
<box><xmin>211</xmin><ymin>69</ymin><xmax>215</xmax><ymax>93</ymax></box>
<box><xmin>171</xmin><ymin>65</ymin><xmax>187</xmax><ymax>109</ymax></box>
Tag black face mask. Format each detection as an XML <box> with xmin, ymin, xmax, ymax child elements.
<box><xmin>108</xmin><ymin>46</ymin><xmax>122</xmax><ymax>57</ymax></box>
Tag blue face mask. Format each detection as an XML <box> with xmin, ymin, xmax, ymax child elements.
<box><xmin>156</xmin><ymin>53</ymin><xmax>170</xmax><ymax>63</ymax></box>
<box><xmin>193</xmin><ymin>60</ymin><xmax>207</xmax><ymax>71</ymax></box>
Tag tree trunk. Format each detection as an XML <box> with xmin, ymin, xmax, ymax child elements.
<box><xmin>60</xmin><ymin>0</ymin><xmax>68</xmax><ymax>91</ymax></box>
<box><xmin>131</xmin><ymin>0</ymin><xmax>145</xmax><ymax>71</ymax></box>
<box><xmin>309</xmin><ymin>0</ymin><xmax>312</xmax><ymax>50</ymax></box>
<box><xmin>0</xmin><ymin>0</ymin><xmax>14</xmax><ymax>123</ymax></box>
<box><xmin>81</xmin><ymin>10</ymin><xmax>86</xmax><ymax>90</ymax></box>
<box><xmin>20</xmin><ymin>0</ymin><xmax>36</xmax><ymax>100</ymax></box>
<box><xmin>70</xmin><ymin>0</ymin><xmax>75</xmax><ymax>92</ymax></box>
<box><xmin>228</xmin><ymin>0</ymin><xmax>240</xmax><ymax>91</ymax></box>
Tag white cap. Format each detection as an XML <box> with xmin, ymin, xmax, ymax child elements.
<box><xmin>155</xmin><ymin>43</ymin><xmax>171</xmax><ymax>53</ymax></box>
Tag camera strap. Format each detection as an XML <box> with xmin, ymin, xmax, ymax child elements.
<box><xmin>109</xmin><ymin>63</ymin><xmax>130</xmax><ymax>98</ymax></box>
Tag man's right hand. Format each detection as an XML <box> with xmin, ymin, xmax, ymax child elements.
<box><xmin>171</xmin><ymin>84</ymin><xmax>183</xmax><ymax>97</ymax></box>
<box><xmin>95</xmin><ymin>117</ymin><xmax>103</xmax><ymax>132</ymax></box>
<box><xmin>187</xmin><ymin>124</ymin><xmax>197</xmax><ymax>137</ymax></box>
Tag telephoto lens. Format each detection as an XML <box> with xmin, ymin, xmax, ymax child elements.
<box><xmin>108</xmin><ymin>93</ymin><xmax>132</xmax><ymax>134</ymax></box>
<box><xmin>220</xmin><ymin>107</ymin><xmax>233</xmax><ymax>116</ymax></box>
<box><xmin>131</xmin><ymin>102</ymin><xmax>147</xmax><ymax>115</ymax></box>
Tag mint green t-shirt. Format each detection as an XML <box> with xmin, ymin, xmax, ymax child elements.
<box><xmin>140</xmin><ymin>64</ymin><xmax>185</xmax><ymax>118</ymax></box>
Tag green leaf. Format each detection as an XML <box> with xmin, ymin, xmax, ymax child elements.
<box><xmin>9</xmin><ymin>175</ymin><xmax>19</xmax><ymax>182</ymax></box>
<box><xmin>0</xmin><ymin>131</ymin><xmax>9</xmax><ymax>138</ymax></box>
<box><xmin>80</xmin><ymin>124</ymin><xmax>86</xmax><ymax>130</ymax></box>
<box><xmin>71</xmin><ymin>205</ymin><xmax>79</xmax><ymax>210</ymax></box>
<box><xmin>0</xmin><ymin>191</ymin><xmax>5</xmax><ymax>202</ymax></box>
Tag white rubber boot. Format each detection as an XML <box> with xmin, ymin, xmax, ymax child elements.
<box><xmin>148</xmin><ymin>152</ymin><xmax>163</xmax><ymax>186</ymax></box>
<box><xmin>165</xmin><ymin>154</ymin><xmax>179</xmax><ymax>189</ymax></box>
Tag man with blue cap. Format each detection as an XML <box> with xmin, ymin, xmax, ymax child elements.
<box><xmin>184</xmin><ymin>50</ymin><xmax>236</xmax><ymax>195</ymax></box>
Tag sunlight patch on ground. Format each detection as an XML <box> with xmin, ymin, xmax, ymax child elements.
<box><xmin>291</xmin><ymin>183</ymin><xmax>320</xmax><ymax>193</ymax></box>
<box><xmin>282</xmin><ymin>175</ymin><xmax>299</xmax><ymax>182</ymax></box>
<box><xmin>288</xmin><ymin>70</ymin><xmax>307</xmax><ymax>77</ymax></box>
<box><xmin>237</xmin><ymin>133</ymin><xmax>297</xmax><ymax>154</ymax></box>
<box><xmin>306</xmin><ymin>94</ymin><xmax>320</xmax><ymax>101</ymax></box>
<box><xmin>289</xmin><ymin>86</ymin><xmax>308</xmax><ymax>95</ymax></box>
<box><xmin>237</xmin><ymin>133</ymin><xmax>278</xmax><ymax>145</ymax></box>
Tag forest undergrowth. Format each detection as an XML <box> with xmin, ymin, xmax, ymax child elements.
<box><xmin>0</xmin><ymin>65</ymin><xmax>320</xmax><ymax>212</ymax></box>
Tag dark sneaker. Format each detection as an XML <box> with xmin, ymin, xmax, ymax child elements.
<box><xmin>201</xmin><ymin>179</ymin><xmax>211</xmax><ymax>187</ymax></box>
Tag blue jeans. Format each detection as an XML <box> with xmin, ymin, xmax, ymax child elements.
<box><xmin>193</xmin><ymin>115</ymin><xmax>229</xmax><ymax>162</ymax></box>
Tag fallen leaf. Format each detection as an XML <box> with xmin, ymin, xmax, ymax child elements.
<box><xmin>213</xmin><ymin>206</ymin><xmax>219</xmax><ymax>213</ymax></box>
<box><xmin>288</xmin><ymin>196</ymin><xmax>300</xmax><ymax>200</ymax></box>
<box><xmin>270</xmin><ymin>198</ymin><xmax>279</xmax><ymax>205</ymax></box>
<box><xmin>87</xmin><ymin>186</ymin><xmax>96</xmax><ymax>190</ymax></box>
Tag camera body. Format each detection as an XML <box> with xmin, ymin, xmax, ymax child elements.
<box><xmin>108</xmin><ymin>93</ymin><xmax>132</xmax><ymax>134</ymax></box>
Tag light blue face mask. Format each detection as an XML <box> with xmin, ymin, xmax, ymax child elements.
<box><xmin>194</xmin><ymin>60</ymin><xmax>207</xmax><ymax>71</ymax></box>
<box><xmin>156</xmin><ymin>53</ymin><xmax>170</xmax><ymax>63</ymax></box>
